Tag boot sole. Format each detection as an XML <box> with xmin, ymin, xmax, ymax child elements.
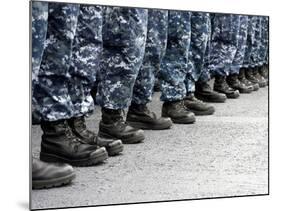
<box><xmin>195</xmin><ymin>93</ymin><xmax>226</xmax><ymax>103</ymax></box>
<box><xmin>213</xmin><ymin>89</ymin><xmax>239</xmax><ymax>99</ymax></box>
<box><xmin>252</xmin><ymin>84</ymin><xmax>260</xmax><ymax>91</ymax></box>
<box><xmin>40</xmin><ymin>148</ymin><xmax>108</xmax><ymax>167</ymax></box>
<box><xmin>126</xmin><ymin>120</ymin><xmax>173</xmax><ymax>130</ymax></box>
<box><xmin>239</xmin><ymin>89</ymin><xmax>253</xmax><ymax>94</ymax></box>
<box><xmin>189</xmin><ymin>107</ymin><xmax>215</xmax><ymax>116</ymax></box>
<box><xmin>226</xmin><ymin>93</ymin><xmax>240</xmax><ymax>99</ymax></box>
<box><xmin>106</xmin><ymin>140</ymin><xmax>124</xmax><ymax>156</ymax></box>
<box><xmin>162</xmin><ymin>114</ymin><xmax>195</xmax><ymax>124</ymax></box>
<box><xmin>259</xmin><ymin>82</ymin><xmax>267</xmax><ymax>88</ymax></box>
<box><xmin>32</xmin><ymin>173</ymin><xmax>76</xmax><ymax>189</ymax></box>
<box><xmin>99</xmin><ymin>131</ymin><xmax>145</xmax><ymax>144</ymax></box>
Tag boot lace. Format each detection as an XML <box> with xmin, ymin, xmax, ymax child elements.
<box><xmin>65</xmin><ymin>125</ymin><xmax>81</xmax><ymax>152</ymax></box>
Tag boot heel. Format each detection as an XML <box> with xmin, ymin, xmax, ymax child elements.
<box><xmin>40</xmin><ymin>152</ymin><xmax>63</xmax><ymax>163</ymax></box>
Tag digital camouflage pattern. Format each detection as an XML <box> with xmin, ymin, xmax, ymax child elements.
<box><xmin>31</xmin><ymin>1</ymin><xmax>48</xmax><ymax>123</ymax></box>
<box><xmin>32</xmin><ymin>1</ymin><xmax>48</xmax><ymax>84</ymax></box>
<box><xmin>265</xmin><ymin>17</ymin><xmax>269</xmax><ymax>65</ymax></box>
<box><xmin>159</xmin><ymin>11</ymin><xmax>191</xmax><ymax>102</ymax></box>
<box><xmin>250</xmin><ymin>16</ymin><xmax>262</xmax><ymax>67</ymax></box>
<box><xmin>131</xmin><ymin>9</ymin><xmax>168</xmax><ymax>105</ymax></box>
<box><xmin>206</xmin><ymin>14</ymin><xmax>240</xmax><ymax>77</ymax></box>
<box><xmin>185</xmin><ymin>12</ymin><xmax>211</xmax><ymax>93</ymax></box>
<box><xmin>96</xmin><ymin>7</ymin><xmax>148</xmax><ymax>109</ymax></box>
<box><xmin>243</xmin><ymin>16</ymin><xmax>260</xmax><ymax>68</ymax></box>
<box><xmin>258</xmin><ymin>16</ymin><xmax>269</xmax><ymax>66</ymax></box>
<box><xmin>33</xmin><ymin>3</ymin><xmax>103</xmax><ymax>121</ymax></box>
<box><xmin>230</xmin><ymin>15</ymin><xmax>249</xmax><ymax>74</ymax></box>
<box><xmin>68</xmin><ymin>5</ymin><xmax>103</xmax><ymax>117</ymax></box>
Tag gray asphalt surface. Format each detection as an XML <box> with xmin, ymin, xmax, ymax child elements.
<box><xmin>31</xmin><ymin>86</ymin><xmax>268</xmax><ymax>210</ymax></box>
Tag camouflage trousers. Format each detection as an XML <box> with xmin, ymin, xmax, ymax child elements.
<box><xmin>258</xmin><ymin>16</ymin><xmax>269</xmax><ymax>66</ymax></box>
<box><xmin>159</xmin><ymin>11</ymin><xmax>191</xmax><ymax>102</ymax></box>
<box><xmin>185</xmin><ymin>12</ymin><xmax>211</xmax><ymax>93</ymax></box>
<box><xmin>206</xmin><ymin>14</ymin><xmax>240</xmax><ymax>77</ymax></box>
<box><xmin>230</xmin><ymin>15</ymin><xmax>249</xmax><ymax>74</ymax></box>
<box><xmin>243</xmin><ymin>16</ymin><xmax>261</xmax><ymax>68</ymax></box>
<box><xmin>31</xmin><ymin>1</ymin><xmax>48</xmax><ymax>123</ymax></box>
<box><xmin>96</xmin><ymin>7</ymin><xmax>148</xmax><ymax>109</ymax></box>
<box><xmin>33</xmin><ymin>3</ymin><xmax>103</xmax><ymax>121</ymax></box>
<box><xmin>131</xmin><ymin>9</ymin><xmax>168</xmax><ymax>105</ymax></box>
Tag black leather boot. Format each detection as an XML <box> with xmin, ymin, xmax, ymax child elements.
<box><xmin>127</xmin><ymin>103</ymin><xmax>173</xmax><ymax>130</ymax></box>
<box><xmin>162</xmin><ymin>100</ymin><xmax>195</xmax><ymax>124</ymax></box>
<box><xmin>214</xmin><ymin>75</ymin><xmax>240</xmax><ymax>98</ymax></box>
<box><xmin>40</xmin><ymin>120</ymin><xmax>108</xmax><ymax>166</ymax></box>
<box><xmin>99</xmin><ymin>108</ymin><xmax>145</xmax><ymax>144</ymax></box>
<box><xmin>226</xmin><ymin>74</ymin><xmax>253</xmax><ymax>93</ymax></box>
<box><xmin>195</xmin><ymin>81</ymin><xmax>227</xmax><ymax>103</ymax></box>
<box><xmin>258</xmin><ymin>65</ymin><xmax>269</xmax><ymax>85</ymax></box>
<box><xmin>253</xmin><ymin>67</ymin><xmax>267</xmax><ymax>87</ymax></box>
<box><xmin>184</xmin><ymin>93</ymin><xmax>215</xmax><ymax>115</ymax></box>
<box><xmin>68</xmin><ymin>116</ymin><xmax>123</xmax><ymax>156</ymax></box>
<box><xmin>245</xmin><ymin>67</ymin><xmax>263</xmax><ymax>88</ymax></box>
<box><xmin>32</xmin><ymin>158</ymin><xmax>75</xmax><ymax>189</ymax></box>
<box><xmin>239</xmin><ymin>68</ymin><xmax>259</xmax><ymax>91</ymax></box>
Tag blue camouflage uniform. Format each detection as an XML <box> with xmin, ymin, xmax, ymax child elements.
<box><xmin>33</xmin><ymin>3</ymin><xmax>103</xmax><ymax>121</ymax></box>
<box><xmin>250</xmin><ymin>16</ymin><xmax>263</xmax><ymax>67</ymax></box>
<box><xmin>159</xmin><ymin>11</ymin><xmax>191</xmax><ymax>102</ymax></box>
<box><xmin>131</xmin><ymin>9</ymin><xmax>168</xmax><ymax>105</ymax></box>
<box><xmin>265</xmin><ymin>17</ymin><xmax>269</xmax><ymax>65</ymax></box>
<box><xmin>264</xmin><ymin>16</ymin><xmax>269</xmax><ymax>65</ymax></box>
<box><xmin>31</xmin><ymin>1</ymin><xmax>48</xmax><ymax>122</ymax></box>
<box><xmin>96</xmin><ymin>7</ymin><xmax>148</xmax><ymax>109</ymax></box>
<box><xmin>185</xmin><ymin>12</ymin><xmax>211</xmax><ymax>93</ymax></box>
<box><xmin>258</xmin><ymin>16</ymin><xmax>269</xmax><ymax>66</ymax></box>
<box><xmin>206</xmin><ymin>14</ymin><xmax>240</xmax><ymax>77</ymax></box>
<box><xmin>243</xmin><ymin>16</ymin><xmax>260</xmax><ymax>68</ymax></box>
<box><xmin>230</xmin><ymin>15</ymin><xmax>249</xmax><ymax>74</ymax></box>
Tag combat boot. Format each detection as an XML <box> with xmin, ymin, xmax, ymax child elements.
<box><xmin>226</xmin><ymin>74</ymin><xmax>253</xmax><ymax>93</ymax></box>
<box><xmin>245</xmin><ymin>67</ymin><xmax>263</xmax><ymax>88</ymax></box>
<box><xmin>239</xmin><ymin>68</ymin><xmax>259</xmax><ymax>91</ymax></box>
<box><xmin>184</xmin><ymin>93</ymin><xmax>215</xmax><ymax>116</ymax></box>
<box><xmin>32</xmin><ymin>158</ymin><xmax>75</xmax><ymax>189</ymax></box>
<box><xmin>252</xmin><ymin>67</ymin><xmax>267</xmax><ymax>87</ymax></box>
<box><xmin>195</xmin><ymin>81</ymin><xmax>227</xmax><ymax>103</ymax></box>
<box><xmin>127</xmin><ymin>103</ymin><xmax>173</xmax><ymax>130</ymax></box>
<box><xmin>40</xmin><ymin>120</ymin><xmax>108</xmax><ymax>166</ymax></box>
<box><xmin>214</xmin><ymin>75</ymin><xmax>240</xmax><ymax>98</ymax></box>
<box><xmin>162</xmin><ymin>100</ymin><xmax>195</xmax><ymax>124</ymax></box>
<box><xmin>68</xmin><ymin>116</ymin><xmax>123</xmax><ymax>156</ymax></box>
<box><xmin>99</xmin><ymin>108</ymin><xmax>145</xmax><ymax>144</ymax></box>
<box><xmin>258</xmin><ymin>65</ymin><xmax>269</xmax><ymax>85</ymax></box>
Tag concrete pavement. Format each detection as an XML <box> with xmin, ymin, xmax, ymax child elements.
<box><xmin>31</xmin><ymin>86</ymin><xmax>268</xmax><ymax>210</ymax></box>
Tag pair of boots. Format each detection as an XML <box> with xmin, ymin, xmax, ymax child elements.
<box><xmin>162</xmin><ymin>91</ymin><xmax>216</xmax><ymax>124</ymax></box>
<box><xmin>40</xmin><ymin>117</ymin><xmax>123</xmax><ymax>167</ymax></box>
<box><xmin>213</xmin><ymin>68</ymin><xmax>263</xmax><ymax>98</ymax></box>
<box><xmin>99</xmin><ymin>106</ymin><xmax>173</xmax><ymax>144</ymax></box>
<box><xmin>40</xmin><ymin>106</ymin><xmax>174</xmax><ymax>166</ymax></box>
<box><xmin>214</xmin><ymin>75</ymin><xmax>242</xmax><ymax>99</ymax></box>
<box><xmin>162</xmin><ymin>81</ymin><xmax>230</xmax><ymax>123</ymax></box>
<box><xmin>213</xmin><ymin>66</ymin><xmax>268</xmax><ymax>98</ymax></box>
<box><xmin>244</xmin><ymin>66</ymin><xmax>268</xmax><ymax>87</ymax></box>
